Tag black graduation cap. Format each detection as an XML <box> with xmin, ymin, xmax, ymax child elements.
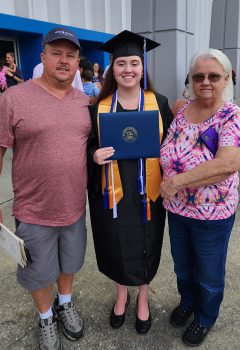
<box><xmin>99</xmin><ymin>30</ymin><xmax>160</xmax><ymax>59</ymax></box>
<box><xmin>99</xmin><ymin>30</ymin><xmax>160</xmax><ymax>89</ymax></box>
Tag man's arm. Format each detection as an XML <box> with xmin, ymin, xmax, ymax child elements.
<box><xmin>0</xmin><ymin>146</ymin><xmax>7</xmax><ymax>223</ymax></box>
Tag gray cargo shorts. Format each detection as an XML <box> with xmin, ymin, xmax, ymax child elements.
<box><xmin>15</xmin><ymin>214</ymin><xmax>87</xmax><ymax>291</ymax></box>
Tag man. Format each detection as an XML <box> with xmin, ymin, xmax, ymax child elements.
<box><xmin>5</xmin><ymin>51</ymin><xmax>24</xmax><ymax>87</ymax></box>
<box><xmin>0</xmin><ymin>27</ymin><xmax>91</xmax><ymax>350</ymax></box>
<box><xmin>32</xmin><ymin>62</ymin><xmax>84</xmax><ymax>91</ymax></box>
<box><xmin>82</xmin><ymin>69</ymin><xmax>100</xmax><ymax>97</ymax></box>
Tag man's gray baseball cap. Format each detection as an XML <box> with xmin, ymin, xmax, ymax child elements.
<box><xmin>42</xmin><ymin>27</ymin><xmax>81</xmax><ymax>49</ymax></box>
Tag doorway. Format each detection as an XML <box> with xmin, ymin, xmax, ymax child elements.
<box><xmin>0</xmin><ymin>37</ymin><xmax>19</xmax><ymax>65</ymax></box>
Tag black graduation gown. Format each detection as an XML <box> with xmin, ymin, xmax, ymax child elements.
<box><xmin>87</xmin><ymin>93</ymin><xmax>173</xmax><ymax>286</ymax></box>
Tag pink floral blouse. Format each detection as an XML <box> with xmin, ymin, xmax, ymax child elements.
<box><xmin>160</xmin><ymin>100</ymin><xmax>240</xmax><ymax>220</ymax></box>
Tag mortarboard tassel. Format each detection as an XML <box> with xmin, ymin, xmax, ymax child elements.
<box><xmin>113</xmin><ymin>202</ymin><xmax>118</xmax><ymax>219</ymax></box>
<box><xmin>147</xmin><ymin>197</ymin><xmax>151</xmax><ymax>221</ymax></box>
<box><xmin>109</xmin><ymin>91</ymin><xmax>118</xmax><ymax>218</ymax></box>
<box><xmin>103</xmin><ymin>189</ymin><xmax>109</xmax><ymax>209</ymax></box>
<box><xmin>143</xmin><ymin>38</ymin><xmax>147</xmax><ymax>90</ymax></box>
<box><xmin>103</xmin><ymin>164</ymin><xmax>109</xmax><ymax>209</ymax></box>
<box><xmin>138</xmin><ymin>92</ymin><xmax>145</xmax><ymax>195</ymax></box>
<box><xmin>142</xmin><ymin>197</ymin><xmax>147</xmax><ymax>224</ymax></box>
<box><xmin>110</xmin><ymin>160</ymin><xmax>118</xmax><ymax>219</ymax></box>
<box><xmin>138</xmin><ymin>90</ymin><xmax>148</xmax><ymax>224</ymax></box>
<box><xmin>138</xmin><ymin>159</ymin><xmax>144</xmax><ymax>195</ymax></box>
<box><xmin>108</xmin><ymin>186</ymin><xmax>113</xmax><ymax>209</ymax></box>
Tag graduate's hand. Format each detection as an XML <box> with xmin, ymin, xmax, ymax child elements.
<box><xmin>93</xmin><ymin>147</ymin><xmax>115</xmax><ymax>165</ymax></box>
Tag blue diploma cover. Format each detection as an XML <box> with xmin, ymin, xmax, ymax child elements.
<box><xmin>99</xmin><ymin>110</ymin><xmax>160</xmax><ymax>160</ymax></box>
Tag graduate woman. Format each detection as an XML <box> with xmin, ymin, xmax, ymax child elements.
<box><xmin>87</xmin><ymin>30</ymin><xmax>173</xmax><ymax>333</ymax></box>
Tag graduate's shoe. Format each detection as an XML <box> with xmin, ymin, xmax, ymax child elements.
<box><xmin>54</xmin><ymin>296</ymin><xmax>84</xmax><ymax>341</ymax></box>
<box><xmin>135</xmin><ymin>297</ymin><xmax>152</xmax><ymax>334</ymax></box>
<box><xmin>182</xmin><ymin>320</ymin><xmax>211</xmax><ymax>347</ymax></box>
<box><xmin>170</xmin><ymin>305</ymin><xmax>193</xmax><ymax>328</ymax></box>
<box><xmin>38</xmin><ymin>315</ymin><xmax>62</xmax><ymax>350</ymax></box>
<box><xmin>110</xmin><ymin>291</ymin><xmax>130</xmax><ymax>329</ymax></box>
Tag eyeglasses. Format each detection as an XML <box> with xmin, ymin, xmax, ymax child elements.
<box><xmin>192</xmin><ymin>73</ymin><xmax>225</xmax><ymax>83</ymax></box>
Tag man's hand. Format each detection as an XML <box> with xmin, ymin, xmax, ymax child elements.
<box><xmin>93</xmin><ymin>147</ymin><xmax>115</xmax><ymax>165</ymax></box>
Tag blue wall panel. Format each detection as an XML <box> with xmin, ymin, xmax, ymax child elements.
<box><xmin>18</xmin><ymin>34</ymin><xmax>42</xmax><ymax>79</ymax></box>
<box><xmin>0</xmin><ymin>13</ymin><xmax>113</xmax><ymax>80</ymax></box>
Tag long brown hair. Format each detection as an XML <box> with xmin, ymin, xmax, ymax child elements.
<box><xmin>97</xmin><ymin>60</ymin><xmax>155</xmax><ymax>102</ymax></box>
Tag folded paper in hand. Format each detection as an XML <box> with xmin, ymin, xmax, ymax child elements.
<box><xmin>0</xmin><ymin>223</ymin><xmax>27</xmax><ymax>268</ymax></box>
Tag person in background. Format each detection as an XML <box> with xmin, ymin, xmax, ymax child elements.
<box><xmin>32</xmin><ymin>61</ymin><xmax>84</xmax><ymax>91</ymax></box>
<box><xmin>0</xmin><ymin>58</ymin><xmax>7</xmax><ymax>92</ymax></box>
<box><xmin>87</xmin><ymin>30</ymin><xmax>173</xmax><ymax>335</ymax></box>
<box><xmin>5</xmin><ymin>51</ymin><xmax>24</xmax><ymax>87</ymax></box>
<box><xmin>0</xmin><ymin>27</ymin><xmax>91</xmax><ymax>350</ymax></box>
<box><xmin>92</xmin><ymin>62</ymin><xmax>104</xmax><ymax>87</ymax></box>
<box><xmin>232</xmin><ymin>69</ymin><xmax>236</xmax><ymax>86</ymax></box>
<box><xmin>79</xmin><ymin>57</ymin><xmax>93</xmax><ymax>75</ymax></box>
<box><xmin>160</xmin><ymin>48</ymin><xmax>240</xmax><ymax>347</ymax></box>
<box><xmin>82</xmin><ymin>69</ymin><xmax>100</xmax><ymax>97</ymax></box>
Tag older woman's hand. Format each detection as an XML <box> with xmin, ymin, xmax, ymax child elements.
<box><xmin>93</xmin><ymin>147</ymin><xmax>115</xmax><ymax>165</ymax></box>
<box><xmin>160</xmin><ymin>176</ymin><xmax>180</xmax><ymax>200</ymax></box>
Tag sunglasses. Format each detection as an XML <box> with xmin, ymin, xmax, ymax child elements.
<box><xmin>192</xmin><ymin>73</ymin><xmax>225</xmax><ymax>83</ymax></box>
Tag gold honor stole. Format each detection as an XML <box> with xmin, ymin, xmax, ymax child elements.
<box><xmin>97</xmin><ymin>91</ymin><xmax>163</xmax><ymax>221</ymax></box>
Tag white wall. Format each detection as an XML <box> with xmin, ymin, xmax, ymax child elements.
<box><xmin>0</xmin><ymin>0</ymin><xmax>131</xmax><ymax>33</ymax></box>
<box><xmin>131</xmin><ymin>0</ymin><xmax>213</xmax><ymax>103</ymax></box>
<box><xmin>194</xmin><ymin>0</ymin><xmax>213</xmax><ymax>52</ymax></box>
<box><xmin>184</xmin><ymin>0</ymin><xmax>213</xmax><ymax>90</ymax></box>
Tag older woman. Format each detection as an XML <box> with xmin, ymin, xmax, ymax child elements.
<box><xmin>160</xmin><ymin>49</ymin><xmax>240</xmax><ymax>347</ymax></box>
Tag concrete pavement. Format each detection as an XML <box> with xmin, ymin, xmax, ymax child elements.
<box><xmin>0</xmin><ymin>150</ymin><xmax>240</xmax><ymax>350</ymax></box>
